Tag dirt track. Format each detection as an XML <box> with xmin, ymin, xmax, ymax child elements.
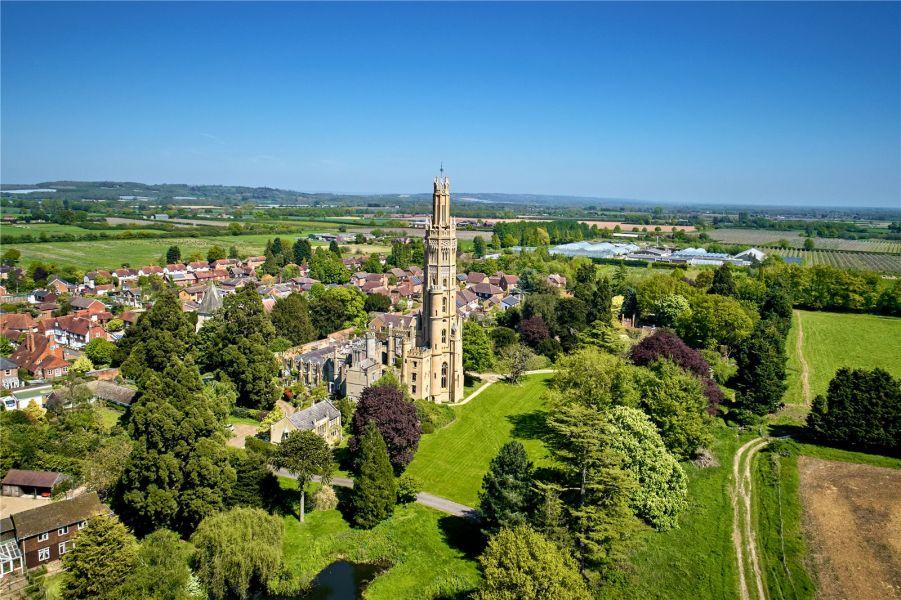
<box><xmin>732</xmin><ymin>437</ymin><xmax>769</xmax><ymax>600</ymax></box>
<box><xmin>799</xmin><ymin>457</ymin><xmax>901</xmax><ymax>600</ymax></box>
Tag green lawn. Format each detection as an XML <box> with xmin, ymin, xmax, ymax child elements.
<box><xmin>405</xmin><ymin>373</ymin><xmax>554</xmax><ymax>507</ymax></box>
<box><xmin>97</xmin><ymin>405</ymin><xmax>124</xmax><ymax>430</ymax></box>
<box><xmin>784</xmin><ymin>310</ymin><xmax>901</xmax><ymax>407</ymax></box>
<box><xmin>613</xmin><ymin>426</ymin><xmax>745</xmax><ymax>599</ymax></box>
<box><xmin>279</xmin><ymin>480</ymin><xmax>481</xmax><ymax>600</ymax></box>
<box><xmin>227</xmin><ymin>414</ymin><xmax>262</xmax><ymax>427</ymax></box>
<box><xmin>3</xmin><ymin>222</ymin><xmax>170</xmax><ymax>236</ymax></box>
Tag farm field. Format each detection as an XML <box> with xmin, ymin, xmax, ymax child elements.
<box><xmin>784</xmin><ymin>310</ymin><xmax>901</xmax><ymax>408</ymax></box>
<box><xmin>797</xmin><ymin>457</ymin><xmax>901</xmax><ymax>600</ymax></box>
<box><xmin>613</xmin><ymin>426</ymin><xmax>745</xmax><ymax>600</ymax></box>
<box><xmin>279</xmin><ymin>479</ymin><xmax>481</xmax><ymax>599</ymax></box>
<box><xmin>708</xmin><ymin>228</ymin><xmax>901</xmax><ymax>253</ymax></box>
<box><xmin>767</xmin><ymin>248</ymin><xmax>901</xmax><ymax>273</ymax></box>
<box><xmin>405</xmin><ymin>373</ymin><xmax>554</xmax><ymax>507</ymax></box>
<box><xmin>3</xmin><ymin>222</ymin><xmax>171</xmax><ymax>236</ymax></box>
<box><xmin>4</xmin><ymin>234</ymin><xmax>390</xmax><ymax>270</ymax></box>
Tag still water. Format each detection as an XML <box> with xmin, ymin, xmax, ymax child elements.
<box><xmin>301</xmin><ymin>561</ymin><xmax>387</xmax><ymax>600</ymax></box>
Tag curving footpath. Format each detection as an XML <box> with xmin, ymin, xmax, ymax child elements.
<box><xmin>278</xmin><ymin>471</ymin><xmax>480</xmax><ymax>520</ymax></box>
<box><xmin>732</xmin><ymin>437</ymin><xmax>770</xmax><ymax>600</ymax></box>
<box><xmin>453</xmin><ymin>369</ymin><xmax>557</xmax><ymax>406</ymax></box>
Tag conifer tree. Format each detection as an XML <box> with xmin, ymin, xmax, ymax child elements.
<box><xmin>733</xmin><ymin>318</ymin><xmax>788</xmax><ymax>414</ymax></box>
<box><xmin>61</xmin><ymin>516</ymin><xmax>138</xmax><ymax>600</ymax></box>
<box><xmin>479</xmin><ymin>441</ymin><xmax>534</xmax><ymax>533</ymax></box>
<box><xmin>293</xmin><ymin>238</ymin><xmax>313</xmax><ymax>264</ymax></box>
<box><xmin>351</xmin><ymin>421</ymin><xmax>397</xmax><ymax>528</ymax></box>
<box><xmin>115</xmin><ymin>287</ymin><xmax>195</xmax><ymax>378</ymax></box>
<box><xmin>709</xmin><ymin>263</ymin><xmax>736</xmax><ymax>297</ymax></box>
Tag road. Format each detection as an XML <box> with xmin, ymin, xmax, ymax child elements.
<box><xmin>276</xmin><ymin>471</ymin><xmax>480</xmax><ymax>519</ymax></box>
<box><xmin>731</xmin><ymin>437</ymin><xmax>770</xmax><ymax>600</ymax></box>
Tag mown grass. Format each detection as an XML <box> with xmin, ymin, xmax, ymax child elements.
<box><xmin>227</xmin><ymin>414</ymin><xmax>262</xmax><ymax>427</ymax></box>
<box><xmin>796</xmin><ymin>443</ymin><xmax>901</xmax><ymax>469</ymax></box>
<box><xmin>613</xmin><ymin>426</ymin><xmax>745</xmax><ymax>599</ymax></box>
<box><xmin>405</xmin><ymin>373</ymin><xmax>554</xmax><ymax>506</ymax></box>
<box><xmin>278</xmin><ymin>479</ymin><xmax>481</xmax><ymax>600</ymax></box>
<box><xmin>784</xmin><ymin>310</ymin><xmax>901</xmax><ymax>406</ymax></box>
<box><xmin>752</xmin><ymin>450</ymin><xmax>816</xmax><ymax>600</ymax></box>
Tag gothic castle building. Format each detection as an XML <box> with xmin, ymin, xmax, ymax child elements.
<box><xmin>282</xmin><ymin>174</ymin><xmax>465</xmax><ymax>404</ymax></box>
<box><xmin>380</xmin><ymin>175</ymin><xmax>464</xmax><ymax>403</ymax></box>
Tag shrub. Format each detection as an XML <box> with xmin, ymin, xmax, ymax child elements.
<box><xmin>312</xmin><ymin>484</ymin><xmax>339</xmax><ymax>511</ymax></box>
<box><xmin>396</xmin><ymin>474</ymin><xmax>421</xmax><ymax>504</ymax></box>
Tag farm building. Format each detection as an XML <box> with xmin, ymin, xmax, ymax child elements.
<box><xmin>1</xmin><ymin>470</ymin><xmax>68</xmax><ymax>498</ymax></box>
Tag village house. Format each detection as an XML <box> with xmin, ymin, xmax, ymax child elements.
<box><xmin>0</xmin><ymin>357</ymin><xmax>21</xmax><ymax>389</ymax></box>
<box><xmin>39</xmin><ymin>315</ymin><xmax>107</xmax><ymax>349</ymax></box>
<box><xmin>4</xmin><ymin>385</ymin><xmax>54</xmax><ymax>411</ymax></box>
<box><xmin>244</xmin><ymin>256</ymin><xmax>266</xmax><ymax>270</ymax></box>
<box><xmin>9</xmin><ymin>335</ymin><xmax>68</xmax><ymax>380</ymax></box>
<box><xmin>2</xmin><ymin>493</ymin><xmax>110</xmax><ymax>577</ymax></box>
<box><xmin>112</xmin><ymin>268</ymin><xmax>138</xmax><ymax>283</ymax></box>
<box><xmin>0</xmin><ymin>313</ymin><xmax>38</xmax><ymax>343</ymax></box>
<box><xmin>269</xmin><ymin>400</ymin><xmax>342</xmax><ymax>445</ymax></box>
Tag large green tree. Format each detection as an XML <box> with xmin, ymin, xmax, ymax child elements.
<box><xmin>732</xmin><ymin>318</ymin><xmax>788</xmax><ymax>415</ymax></box>
<box><xmin>192</xmin><ymin>507</ymin><xmax>284</xmax><ymax>600</ymax></box>
<box><xmin>61</xmin><ymin>516</ymin><xmax>138</xmax><ymax>600</ymax></box>
<box><xmin>115</xmin><ymin>287</ymin><xmax>196</xmax><ymax>379</ymax></box>
<box><xmin>118</xmin><ymin>361</ymin><xmax>235</xmax><ymax>535</ymax></box>
<box><xmin>476</xmin><ymin>525</ymin><xmax>590</xmax><ymax>600</ymax></box>
<box><xmin>351</xmin><ymin>422</ymin><xmax>397</xmax><ymax>528</ymax></box>
<box><xmin>807</xmin><ymin>367</ymin><xmax>899</xmax><ymax>452</ymax></box>
<box><xmin>633</xmin><ymin>360</ymin><xmax>712</xmax><ymax>459</ymax></box>
<box><xmin>479</xmin><ymin>441</ymin><xmax>534</xmax><ymax>533</ymax></box>
<box><xmin>271</xmin><ymin>430</ymin><xmax>334</xmax><ymax>522</ymax></box>
<box><xmin>463</xmin><ymin>319</ymin><xmax>495</xmax><ymax>373</ymax></box>
<box><xmin>604</xmin><ymin>406</ymin><xmax>688</xmax><ymax>530</ymax></box>
<box><xmin>309</xmin><ymin>247</ymin><xmax>350</xmax><ymax>283</ymax></box>
<box><xmin>269</xmin><ymin>293</ymin><xmax>316</xmax><ymax>346</ymax></box>
<box><xmin>293</xmin><ymin>238</ymin><xmax>313</xmax><ymax>265</ymax></box>
<box><xmin>116</xmin><ymin>529</ymin><xmax>192</xmax><ymax>599</ymax></box>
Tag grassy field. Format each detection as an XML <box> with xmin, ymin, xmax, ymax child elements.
<box><xmin>752</xmin><ymin>450</ymin><xmax>816</xmax><ymax>600</ymax></box>
<box><xmin>784</xmin><ymin>310</ymin><xmax>901</xmax><ymax>409</ymax></box>
<box><xmin>405</xmin><ymin>373</ymin><xmax>554</xmax><ymax>507</ymax></box>
<box><xmin>5</xmin><ymin>234</ymin><xmax>389</xmax><ymax>270</ymax></box>
<box><xmin>97</xmin><ymin>405</ymin><xmax>124</xmax><ymax>430</ymax></box>
<box><xmin>3</xmin><ymin>222</ymin><xmax>167</xmax><ymax>236</ymax></box>
<box><xmin>279</xmin><ymin>479</ymin><xmax>481</xmax><ymax>599</ymax></box>
<box><xmin>613</xmin><ymin>426</ymin><xmax>745</xmax><ymax>599</ymax></box>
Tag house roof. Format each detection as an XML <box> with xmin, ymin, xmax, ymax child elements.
<box><xmin>0</xmin><ymin>357</ymin><xmax>17</xmax><ymax>370</ymax></box>
<box><xmin>11</xmin><ymin>493</ymin><xmax>108</xmax><ymax>539</ymax></box>
<box><xmin>86</xmin><ymin>380</ymin><xmax>138</xmax><ymax>406</ymax></box>
<box><xmin>1</xmin><ymin>469</ymin><xmax>65</xmax><ymax>489</ymax></box>
<box><xmin>287</xmin><ymin>400</ymin><xmax>340</xmax><ymax>430</ymax></box>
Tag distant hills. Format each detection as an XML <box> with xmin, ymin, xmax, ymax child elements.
<box><xmin>0</xmin><ymin>180</ymin><xmax>639</xmax><ymax>209</ymax></box>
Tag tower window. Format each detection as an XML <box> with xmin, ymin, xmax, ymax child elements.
<box><xmin>442</xmin><ymin>297</ymin><xmax>448</xmax><ymax>312</ymax></box>
<box><xmin>441</xmin><ymin>362</ymin><xmax>448</xmax><ymax>388</ymax></box>
<box><xmin>441</xmin><ymin>329</ymin><xmax>447</xmax><ymax>344</ymax></box>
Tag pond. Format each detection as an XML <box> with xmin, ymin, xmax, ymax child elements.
<box><xmin>301</xmin><ymin>560</ymin><xmax>389</xmax><ymax>599</ymax></box>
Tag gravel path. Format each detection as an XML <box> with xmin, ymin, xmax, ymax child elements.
<box><xmin>277</xmin><ymin>471</ymin><xmax>480</xmax><ymax>520</ymax></box>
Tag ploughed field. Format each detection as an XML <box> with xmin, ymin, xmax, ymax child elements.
<box><xmin>798</xmin><ymin>457</ymin><xmax>901</xmax><ymax>600</ymax></box>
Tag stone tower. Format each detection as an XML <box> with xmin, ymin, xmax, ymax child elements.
<box><xmin>416</xmin><ymin>175</ymin><xmax>464</xmax><ymax>403</ymax></box>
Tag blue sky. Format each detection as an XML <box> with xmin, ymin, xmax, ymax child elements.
<box><xmin>2</xmin><ymin>2</ymin><xmax>899</xmax><ymax>207</ymax></box>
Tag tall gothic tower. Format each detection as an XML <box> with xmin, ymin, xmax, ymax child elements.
<box><xmin>416</xmin><ymin>175</ymin><xmax>464</xmax><ymax>403</ymax></box>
